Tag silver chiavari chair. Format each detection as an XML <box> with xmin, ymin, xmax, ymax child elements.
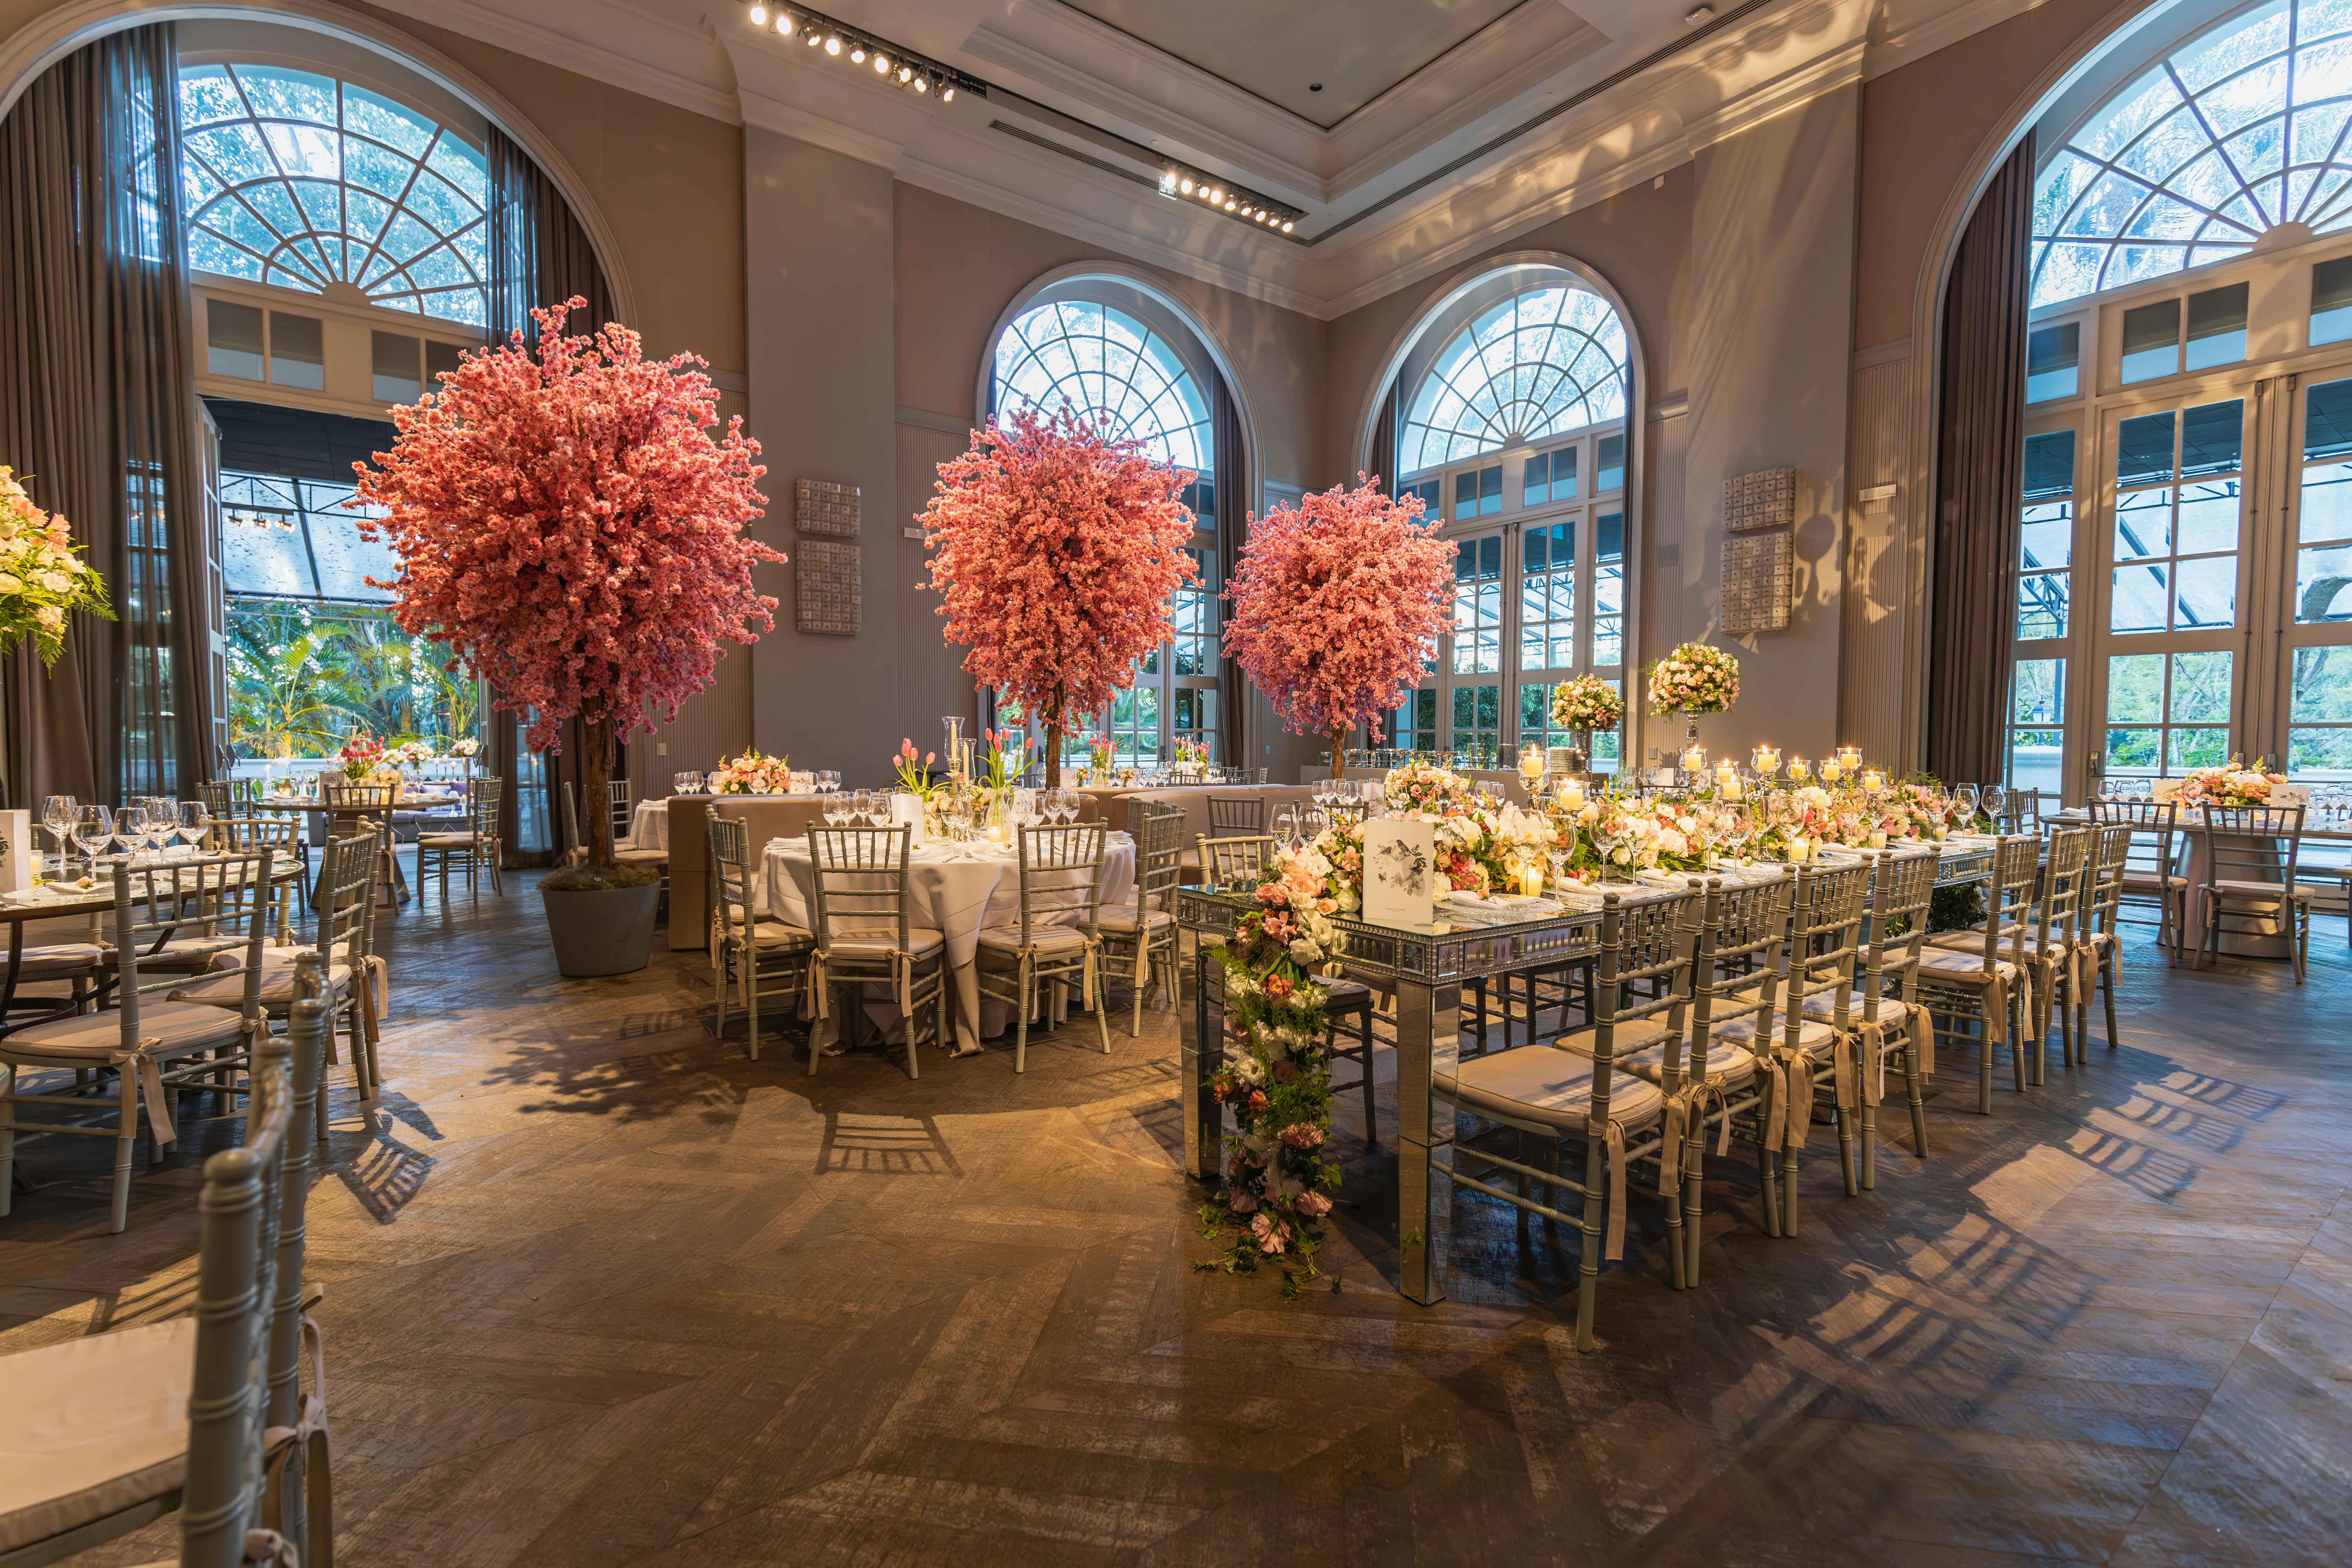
<box><xmin>1439</xmin><ymin>885</ymin><xmax>1701</xmax><ymax>1349</ymax></box>
<box><xmin>708</xmin><ymin>812</ymin><xmax>814</xmax><ymax>1061</ymax></box>
<box><xmin>2089</xmin><ymin>797</ymin><xmax>2185</xmax><ymax>962</ymax></box>
<box><xmin>1205</xmin><ymin>794</ymin><xmax>1265</xmax><ymax>836</ymax></box>
<box><xmin>1099</xmin><ymin>799</ymin><xmax>1183</xmax><ymax>1038</ymax></box>
<box><xmin>974</xmin><ymin>822</ymin><xmax>1112</xmax><ymax>1072</ymax></box>
<box><xmin>805</xmin><ymin>824</ymin><xmax>948</xmax><ymax>1080</ymax></box>
<box><xmin>1931</xmin><ymin>825</ymin><xmax>2093</xmax><ymax>1076</ymax></box>
<box><xmin>2197</xmin><ymin>803</ymin><xmax>2314</xmax><ymax>982</ymax></box>
<box><xmin>1197</xmin><ymin>833</ymin><xmax>1279</xmax><ymax>888</ymax></box>
<box><xmin>1807</xmin><ymin>846</ymin><xmax>1940</xmax><ymax>1184</ymax></box>
<box><xmin>2078</xmin><ymin>823</ymin><xmax>2134</xmax><ymax>1052</ymax></box>
<box><xmin>0</xmin><ymin>849</ymin><xmax>274</xmax><ymax>1232</ymax></box>
<box><xmin>417</xmin><ymin>776</ymin><xmax>504</xmax><ymax>901</ymax></box>
<box><xmin>1914</xmin><ymin>834</ymin><xmax>2038</xmax><ymax>1114</ymax></box>
<box><xmin>0</xmin><ymin>969</ymin><xmax>335</xmax><ymax>1566</ymax></box>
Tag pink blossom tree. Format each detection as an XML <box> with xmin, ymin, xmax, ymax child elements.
<box><xmin>1222</xmin><ymin>476</ymin><xmax>1455</xmax><ymax>775</ymax></box>
<box><xmin>351</xmin><ymin>299</ymin><xmax>781</xmax><ymax>869</ymax></box>
<box><xmin>919</xmin><ymin>403</ymin><xmax>1197</xmax><ymax>786</ymax></box>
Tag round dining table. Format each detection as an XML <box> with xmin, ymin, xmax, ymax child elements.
<box><xmin>250</xmin><ymin>788</ymin><xmax>468</xmax><ymax>907</ymax></box>
<box><xmin>762</xmin><ymin>831</ymin><xmax>1136</xmax><ymax>1054</ymax></box>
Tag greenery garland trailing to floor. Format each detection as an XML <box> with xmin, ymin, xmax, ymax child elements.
<box><xmin>1197</xmin><ymin>870</ymin><xmax>1344</xmax><ymax>1297</ymax></box>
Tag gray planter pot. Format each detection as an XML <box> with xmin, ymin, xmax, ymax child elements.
<box><xmin>542</xmin><ymin>883</ymin><xmax>661</xmax><ymax>977</ymax></box>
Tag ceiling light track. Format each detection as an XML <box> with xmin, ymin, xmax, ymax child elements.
<box><xmin>741</xmin><ymin>4</ymin><xmax>1300</xmax><ymax>237</ymax></box>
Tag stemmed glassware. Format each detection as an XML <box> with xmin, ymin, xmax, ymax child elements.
<box><xmin>114</xmin><ymin>805</ymin><xmax>149</xmax><ymax>859</ymax></box>
<box><xmin>1953</xmin><ymin>783</ymin><xmax>1979</xmax><ymax>826</ymax></box>
<box><xmin>1271</xmin><ymin>805</ymin><xmax>1298</xmax><ymax>849</ymax></box>
<box><xmin>178</xmin><ymin>800</ymin><xmax>211</xmax><ymax>853</ymax></box>
<box><xmin>43</xmin><ymin>796</ymin><xmax>75</xmax><ymax>876</ymax></box>
<box><xmin>1978</xmin><ymin>785</ymin><xmax>2006</xmax><ymax>831</ymax></box>
<box><xmin>817</xmin><ymin>770</ymin><xmax>841</xmax><ymax>794</ymax></box>
<box><xmin>73</xmin><ymin>805</ymin><xmax>112</xmax><ymax>874</ymax></box>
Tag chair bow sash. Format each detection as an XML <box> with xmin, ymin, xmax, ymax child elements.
<box><xmin>1658</xmin><ymin>1080</ymin><xmax>1732</xmax><ymax>1194</ymax></box>
<box><xmin>261</xmin><ymin>1310</ymin><xmax>334</xmax><ymax>1568</ymax></box>
<box><xmin>132</xmin><ymin>1042</ymin><xmax>175</xmax><ymax>1146</ymax></box>
<box><xmin>1589</xmin><ymin>1115</ymin><xmax>1630</xmax><ymax>1261</ymax></box>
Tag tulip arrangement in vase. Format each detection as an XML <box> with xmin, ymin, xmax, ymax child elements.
<box><xmin>1221</xmin><ymin>476</ymin><xmax>1455</xmax><ymax>778</ymax></box>
<box><xmin>919</xmin><ymin>404</ymin><xmax>1197</xmax><ymax>787</ymax></box>
<box><xmin>353</xmin><ymin>298</ymin><xmax>778</xmax><ymax>975</ymax></box>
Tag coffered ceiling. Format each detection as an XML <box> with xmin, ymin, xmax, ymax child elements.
<box><xmin>1058</xmin><ymin>0</ymin><xmax>1524</xmax><ymax>128</ymax></box>
<box><xmin>380</xmin><ymin>0</ymin><xmax>2047</xmax><ymax>316</ymax></box>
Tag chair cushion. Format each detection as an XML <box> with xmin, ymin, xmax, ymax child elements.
<box><xmin>1914</xmin><ymin>947</ymin><xmax>2022</xmax><ymax>984</ymax></box>
<box><xmin>169</xmin><ymin>960</ymin><xmax>353</xmax><ymax>1009</ymax></box>
<box><xmin>823</xmin><ymin>927</ymin><xmax>945</xmax><ymax>959</ymax></box>
<box><xmin>612</xmin><ymin>848</ymin><xmax>668</xmax><ymax>866</ymax></box>
<box><xmin>1555</xmin><ymin>1018</ymin><xmax>1756</xmax><ymax>1090</ymax></box>
<box><xmin>724</xmin><ymin>919</ymin><xmax>814</xmax><ymax>950</ymax></box>
<box><xmin>416</xmin><ymin>833</ymin><xmax>483</xmax><ymax>848</ymax></box>
<box><xmin>1</xmin><ymin>1001</ymin><xmax>245</xmax><ymax>1061</ymax></box>
<box><xmin>1440</xmin><ymin>1046</ymin><xmax>1665</xmax><ymax>1136</ymax></box>
<box><xmin>1096</xmin><ymin>907</ymin><xmax>1174</xmax><ymax>934</ymax></box>
<box><xmin>107</xmin><ymin>938</ymin><xmax>248</xmax><ymax>975</ymax></box>
<box><xmin>0</xmin><ymin>1317</ymin><xmax>194</xmax><ymax>1553</ymax></box>
<box><xmin>2210</xmin><ymin>879</ymin><xmax>2311</xmax><ymax>900</ymax></box>
<box><xmin>11</xmin><ymin>943</ymin><xmax>104</xmax><ymax>978</ymax></box>
<box><xmin>1310</xmin><ymin>977</ymin><xmax>1371</xmax><ymax>1008</ymax></box>
<box><xmin>976</xmin><ymin>925</ymin><xmax>1095</xmax><ymax>959</ymax></box>
<box><xmin>2119</xmin><ymin>872</ymin><xmax>2187</xmax><ymax>890</ymax></box>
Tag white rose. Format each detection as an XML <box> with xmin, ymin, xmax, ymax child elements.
<box><xmin>36</xmin><ymin>571</ymin><xmax>71</xmax><ymax>593</ymax></box>
<box><xmin>0</xmin><ymin>573</ymin><xmax>20</xmax><ymax>593</ymax></box>
<box><xmin>1336</xmin><ymin>887</ymin><xmax>1359</xmax><ymax>912</ymax></box>
<box><xmin>1288</xmin><ymin>937</ymin><xmax>1324</xmax><ymax>966</ymax></box>
<box><xmin>1577</xmin><ymin>802</ymin><xmax>1600</xmax><ymax>823</ymax></box>
<box><xmin>33</xmin><ymin>605</ymin><xmax>62</xmax><ymax>630</ymax></box>
<box><xmin>1234</xmin><ymin>1055</ymin><xmax>1265</xmax><ymax>1087</ymax></box>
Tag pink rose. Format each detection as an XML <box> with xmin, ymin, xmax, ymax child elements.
<box><xmin>1251</xmin><ymin>1213</ymin><xmax>1289</xmax><ymax>1254</ymax></box>
<box><xmin>1228</xmin><ymin>1188</ymin><xmax>1259</xmax><ymax>1213</ymax></box>
<box><xmin>1278</xmin><ymin>1122</ymin><xmax>1325</xmax><ymax>1149</ymax></box>
<box><xmin>1297</xmin><ymin>1191</ymin><xmax>1333</xmax><ymax>1217</ymax></box>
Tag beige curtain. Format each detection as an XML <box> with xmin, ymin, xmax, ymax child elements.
<box><xmin>0</xmin><ymin>23</ymin><xmax>208</xmax><ymax>805</ymax></box>
<box><xmin>1213</xmin><ymin>376</ymin><xmax>1247</xmax><ymax>769</ymax></box>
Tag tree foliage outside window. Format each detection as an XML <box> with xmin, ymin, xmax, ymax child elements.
<box><xmin>177</xmin><ymin>62</ymin><xmax>488</xmax><ymax>325</ymax></box>
<box><xmin>2031</xmin><ymin>0</ymin><xmax>2352</xmax><ymax>307</ymax></box>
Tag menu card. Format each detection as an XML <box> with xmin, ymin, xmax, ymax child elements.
<box><xmin>1360</xmin><ymin>818</ymin><xmax>1435</xmax><ymax>927</ymax></box>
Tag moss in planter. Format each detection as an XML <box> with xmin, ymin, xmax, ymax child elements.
<box><xmin>543</xmin><ymin>864</ymin><xmax>661</xmax><ymax>893</ymax></box>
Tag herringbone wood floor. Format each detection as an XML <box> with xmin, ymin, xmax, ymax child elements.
<box><xmin>6</xmin><ymin>866</ymin><xmax>2350</xmax><ymax>1566</ymax></box>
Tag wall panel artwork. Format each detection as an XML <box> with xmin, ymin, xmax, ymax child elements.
<box><xmin>794</xmin><ymin>539</ymin><xmax>861</xmax><ymax>635</ymax></box>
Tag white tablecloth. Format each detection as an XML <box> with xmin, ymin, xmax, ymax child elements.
<box><xmin>762</xmin><ymin>833</ymin><xmax>1135</xmax><ymax>1054</ymax></box>
<box><xmin>624</xmin><ymin>798</ymin><xmax>670</xmax><ymax>854</ymax></box>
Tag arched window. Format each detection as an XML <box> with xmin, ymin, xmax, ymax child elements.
<box><xmin>1377</xmin><ymin>266</ymin><xmax>1636</xmax><ymax>773</ymax></box>
<box><xmin>987</xmin><ymin>288</ymin><xmax>1223</xmax><ymax>768</ymax></box>
<box><xmin>2031</xmin><ymin>1</ymin><xmax>2352</xmax><ymax>308</ymax></box>
<box><xmin>991</xmin><ymin>299</ymin><xmax>1212</xmax><ymax>471</ymax></box>
<box><xmin>177</xmin><ymin>61</ymin><xmax>488</xmax><ymax>325</ymax></box>
<box><xmin>1399</xmin><ymin>282</ymin><xmax>1630</xmax><ymax>475</ymax></box>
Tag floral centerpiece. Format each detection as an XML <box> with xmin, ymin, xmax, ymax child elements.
<box><xmin>980</xmin><ymin>727</ymin><xmax>1031</xmax><ymax>790</ymax></box>
<box><xmin>1201</xmin><ymin>842</ymin><xmax>1345</xmax><ymax>1296</ymax></box>
<box><xmin>336</xmin><ymin>733</ymin><xmax>391</xmax><ymax>781</ymax></box>
<box><xmin>2169</xmin><ymin>755</ymin><xmax>2287</xmax><ymax>808</ymax></box>
<box><xmin>449</xmin><ymin>737</ymin><xmax>481</xmax><ymax>759</ymax></box>
<box><xmin>1384</xmin><ymin>759</ymin><xmax>1478</xmax><ymax>814</ymax></box>
<box><xmin>1220</xmin><ymin>476</ymin><xmax>1455</xmax><ymax>776</ymax></box>
<box><xmin>386</xmin><ymin>739</ymin><xmax>433</xmax><ymax>769</ymax></box>
<box><xmin>1088</xmin><ymin>737</ymin><xmax>1112</xmax><ymax>779</ymax></box>
<box><xmin>1171</xmin><ymin>735</ymin><xmax>1211</xmax><ymax>770</ymax></box>
<box><xmin>920</xmin><ymin>404</ymin><xmax>1197</xmax><ymax>787</ymax></box>
<box><xmin>0</xmin><ymin>465</ymin><xmax>111</xmax><ymax>667</ymax></box>
<box><xmin>711</xmin><ymin>749</ymin><xmax>794</xmax><ymax>794</ymax></box>
<box><xmin>893</xmin><ymin>739</ymin><xmax>936</xmax><ymax>797</ymax></box>
<box><xmin>1549</xmin><ymin>673</ymin><xmax>1625</xmax><ymax>733</ymax></box>
<box><xmin>1647</xmin><ymin>641</ymin><xmax>1740</xmax><ymax>716</ymax></box>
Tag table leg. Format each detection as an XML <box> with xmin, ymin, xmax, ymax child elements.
<box><xmin>1177</xmin><ymin>927</ymin><xmax>1224</xmax><ymax>1182</ymax></box>
<box><xmin>1395</xmin><ymin>977</ymin><xmax>1460</xmax><ymax>1307</ymax></box>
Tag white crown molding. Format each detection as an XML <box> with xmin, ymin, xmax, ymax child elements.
<box><xmin>1865</xmin><ymin>0</ymin><xmax>2057</xmax><ymax>79</ymax></box>
<box><xmin>393</xmin><ymin>0</ymin><xmax>739</xmax><ymax>121</ymax></box>
<box><xmin>725</xmin><ymin>33</ymin><xmax>926</xmax><ymax>168</ymax></box>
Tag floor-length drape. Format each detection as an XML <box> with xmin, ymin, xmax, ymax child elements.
<box><xmin>1367</xmin><ymin>385</ymin><xmax>1396</xmax><ymax>493</ymax></box>
<box><xmin>0</xmin><ymin>24</ymin><xmax>207</xmax><ymax>805</ymax></box>
<box><xmin>1927</xmin><ymin>133</ymin><xmax>2035</xmax><ymax>786</ymax></box>
<box><xmin>1213</xmin><ymin>377</ymin><xmax>1247</xmax><ymax>770</ymax></box>
<box><xmin>482</xmin><ymin>125</ymin><xmax>614</xmax><ymax>861</ymax></box>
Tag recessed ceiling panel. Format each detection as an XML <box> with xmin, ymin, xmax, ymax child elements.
<box><xmin>1060</xmin><ymin>0</ymin><xmax>1523</xmax><ymax>128</ymax></box>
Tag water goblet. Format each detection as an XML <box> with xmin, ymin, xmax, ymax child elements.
<box><xmin>1300</xmin><ymin>806</ymin><xmax>1330</xmax><ymax>845</ymax></box>
<box><xmin>179</xmin><ymin>801</ymin><xmax>211</xmax><ymax>853</ymax></box>
<box><xmin>43</xmin><ymin>794</ymin><xmax>76</xmax><ymax>876</ymax></box>
<box><xmin>1953</xmin><ymin>783</ymin><xmax>1979</xmax><ymax>823</ymax></box>
<box><xmin>1270</xmin><ymin>805</ymin><xmax>1297</xmax><ymax>849</ymax></box>
<box><xmin>74</xmin><ymin>804</ymin><xmax>113</xmax><ymax>874</ymax></box>
<box><xmin>1978</xmin><ymin>785</ymin><xmax>2006</xmax><ymax>829</ymax></box>
<box><xmin>111</xmin><ymin>805</ymin><xmax>147</xmax><ymax>861</ymax></box>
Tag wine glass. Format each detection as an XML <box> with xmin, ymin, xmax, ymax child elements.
<box><xmin>144</xmin><ymin>799</ymin><xmax>178</xmax><ymax>856</ymax></box>
<box><xmin>1953</xmin><ymin>783</ymin><xmax>1979</xmax><ymax>825</ymax></box>
<box><xmin>1978</xmin><ymin>785</ymin><xmax>2006</xmax><ymax>831</ymax></box>
<box><xmin>1271</xmin><ymin>804</ymin><xmax>1298</xmax><ymax>849</ymax></box>
<box><xmin>1300</xmin><ymin>806</ymin><xmax>1330</xmax><ymax>845</ymax></box>
<box><xmin>73</xmin><ymin>804</ymin><xmax>112</xmax><ymax>873</ymax></box>
<box><xmin>114</xmin><ymin>805</ymin><xmax>149</xmax><ymax>859</ymax></box>
<box><xmin>178</xmin><ymin>800</ymin><xmax>211</xmax><ymax>853</ymax></box>
<box><xmin>822</xmin><ymin>794</ymin><xmax>846</xmax><ymax>828</ymax></box>
<box><xmin>43</xmin><ymin>795</ymin><xmax>75</xmax><ymax>876</ymax></box>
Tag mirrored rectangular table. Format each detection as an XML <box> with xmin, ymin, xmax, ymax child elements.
<box><xmin>1173</xmin><ymin>842</ymin><xmax>1998</xmax><ymax>1306</ymax></box>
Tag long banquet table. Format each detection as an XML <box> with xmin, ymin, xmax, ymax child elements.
<box><xmin>1174</xmin><ymin>841</ymin><xmax>1997</xmax><ymax>1305</ymax></box>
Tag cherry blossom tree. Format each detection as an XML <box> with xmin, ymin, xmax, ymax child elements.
<box><xmin>919</xmin><ymin>403</ymin><xmax>1197</xmax><ymax>786</ymax></box>
<box><xmin>1222</xmin><ymin>476</ymin><xmax>1454</xmax><ymax>776</ymax></box>
<box><xmin>351</xmin><ymin>299</ymin><xmax>780</xmax><ymax>869</ymax></box>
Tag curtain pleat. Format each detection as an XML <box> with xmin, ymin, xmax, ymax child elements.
<box><xmin>1927</xmin><ymin>133</ymin><xmax>2035</xmax><ymax>786</ymax></box>
<box><xmin>0</xmin><ymin>23</ymin><xmax>205</xmax><ymax>805</ymax></box>
<box><xmin>1213</xmin><ymin>377</ymin><xmax>1246</xmax><ymax>771</ymax></box>
<box><xmin>482</xmin><ymin>124</ymin><xmax>615</xmax><ymax>860</ymax></box>
<box><xmin>1368</xmin><ymin>385</ymin><xmax>1396</xmax><ymax>495</ymax></box>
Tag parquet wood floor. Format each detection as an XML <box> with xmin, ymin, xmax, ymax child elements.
<box><xmin>5</xmin><ymin>867</ymin><xmax>2348</xmax><ymax>1566</ymax></box>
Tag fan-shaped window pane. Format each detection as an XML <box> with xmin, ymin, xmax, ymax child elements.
<box><xmin>1399</xmin><ymin>283</ymin><xmax>1630</xmax><ymax>474</ymax></box>
<box><xmin>991</xmin><ymin>300</ymin><xmax>1210</xmax><ymax>472</ymax></box>
<box><xmin>2032</xmin><ymin>1</ymin><xmax>2352</xmax><ymax>306</ymax></box>
<box><xmin>177</xmin><ymin>63</ymin><xmax>486</xmax><ymax>325</ymax></box>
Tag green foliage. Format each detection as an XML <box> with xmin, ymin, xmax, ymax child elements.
<box><xmin>226</xmin><ymin>598</ymin><xmax>482</xmax><ymax>760</ymax></box>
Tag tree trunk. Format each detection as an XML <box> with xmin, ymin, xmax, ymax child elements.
<box><xmin>1044</xmin><ymin>681</ymin><xmax>1066</xmax><ymax>789</ymax></box>
<box><xmin>1328</xmin><ymin>729</ymin><xmax>1348</xmax><ymax>781</ymax></box>
<box><xmin>582</xmin><ymin>713</ymin><xmax>615</xmax><ymax>869</ymax></box>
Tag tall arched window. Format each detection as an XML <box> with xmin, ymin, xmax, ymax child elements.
<box><xmin>1381</xmin><ymin>267</ymin><xmax>1636</xmax><ymax>773</ymax></box>
<box><xmin>2031</xmin><ymin>1</ymin><xmax>2352</xmax><ymax>308</ymax></box>
<box><xmin>2009</xmin><ymin>0</ymin><xmax>2352</xmax><ymax>797</ymax></box>
<box><xmin>989</xmin><ymin>288</ymin><xmax>1223</xmax><ymax>768</ymax></box>
<box><xmin>178</xmin><ymin>61</ymin><xmax>488</xmax><ymax>324</ymax></box>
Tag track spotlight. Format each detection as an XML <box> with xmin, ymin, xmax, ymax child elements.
<box><xmin>914</xmin><ymin>74</ymin><xmax>928</xmax><ymax>92</ymax></box>
<box><xmin>1178</xmin><ymin>176</ymin><xmax>1193</xmax><ymax>194</ymax></box>
<box><xmin>941</xmin><ymin>85</ymin><xmax>954</xmax><ymax>101</ymax></box>
<box><xmin>805</xmin><ymin>29</ymin><xmax>820</xmax><ymax>45</ymax></box>
<box><xmin>777</xmin><ymin>15</ymin><xmax>793</xmax><ymax>35</ymax></box>
<box><xmin>749</xmin><ymin>5</ymin><xmax>768</xmax><ymax>23</ymax></box>
<box><xmin>898</xmin><ymin>64</ymin><xmax>913</xmax><ymax>82</ymax></box>
<box><xmin>874</xmin><ymin>54</ymin><xmax>890</xmax><ymax>73</ymax></box>
<box><xmin>850</xmin><ymin>45</ymin><xmax>865</xmax><ymax>62</ymax></box>
<box><xmin>1281</xmin><ymin>219</ymin><xmax>1294</xmax><ymax>232</ymax></box>
<box><xmin>824</xmin><ymin>35</ymin><xmax>840</xmax><ymax>55</ymax></box>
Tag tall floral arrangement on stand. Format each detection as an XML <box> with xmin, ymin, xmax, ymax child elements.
<box><xmin>1222</xmin><ymin>477</ymin><xmax>1454</xmax><ymax>776</ymax></box>
<box><xmin>351</xmin><ymin>299</ymin><xmax>779</xmax><ymax>873</ymax></box>
<box><xmin>0</xmin><ymin>466</ymin><xmax>111</xmax><ymax>667</ymax></box>
<box><xmin>1647</xmin><ymin>640</ymin><xmax>1740</xmax><ymax>716</ymax></box>
<box><xmin>919</xmin><ymin>404</ymin><xmax>1196</xmax><ymax>787</ymax></box>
